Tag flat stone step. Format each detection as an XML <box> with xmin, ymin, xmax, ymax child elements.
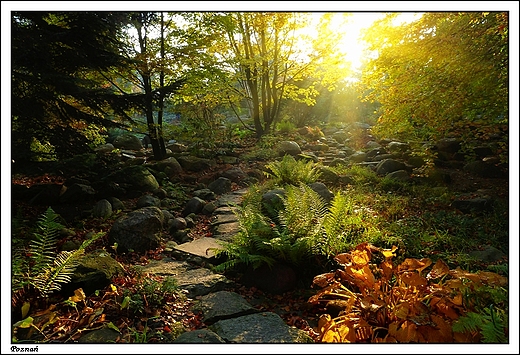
<box><xmin>212</xmin><ymin>221</ymin><xmax>241</xmax><ymax>241</ymax></box>
<box><xmin>211</xmin><ymin>214</ymin><xmax>239</xmax><ymax>225</ymax></box>
<box><xmin>174</xmin><ymin>237</ymin><xmax>227</xmax><ymax>259</ymax></box>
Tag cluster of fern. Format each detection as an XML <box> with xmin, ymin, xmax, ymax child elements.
<box><xmin>213</xmin><ymin>183</ymin><xmax>366</xmax><ymax>273</ymax></box>
<box><xmin>12</xmin><ymin>207</ymin><xmax>102</xmax><ymax>303</ymax></box>
<box><xmin>264</xmin><ymin>154</ymin><xmax>321</xmax><ymax>186</ymax></box>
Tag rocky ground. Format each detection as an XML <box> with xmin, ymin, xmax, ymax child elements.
<box><xmin>10</xmin><ymin>128</ymin><xmax>510</xmax><ymax>344</ymax></box>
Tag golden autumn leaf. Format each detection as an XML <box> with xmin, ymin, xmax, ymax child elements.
<box><xmin>399</xmin><ymin>271</ymin><xmax>428</xmax><ymax>288</ymax></box>
<box><xmin>427</xmin><ymin>259</ymin><xmax>450</xmax><ymax>280</ymax></box>
<box><xmin>334</xmin><ymin>253</ymin><xmax>351</xmax><ymax>266</ymax></box>
<box><xmin>398</xmin><ymin>258</ymin><xmax>432</xmax><ymax>273</ymax></box>
<box><xmin>394</xmin><ymin>301</ymin><xmax>410</xmax><ymax>319</ymax></box>
<box><xmin>381</xmin><ymin>259</ymin><xmax>394</xmax><ymax>280</ymax></box>
<box><xmin>69</xmin><ymin>288</ymin><xmax>86</xmax><ymax>303</ymax></box>
<box><xmin>351</xmin><ymin>249</ymin><xmax>370</xmax><ymax>266</ymax></box>
<box><xmin>381</xmin><ymin>245</ymin><xmax>398</xmax><ymax>259</ymax></box>
<box><xmin>389</xmin><ymin>320</ymin><xmax>418</xmax><ymax>343</ymax></box>
<box><xmin>312</xmin><ymin>272</ymin><xmax>335</xmax><ymax>288</ymax></box>
<box><xmin>476</xmin><ymin>271</ymin><xmax>508</xmax><ymax>286</ymax></box>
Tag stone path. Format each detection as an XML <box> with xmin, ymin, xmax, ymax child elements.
<box><xmin>139</xmin><ymin>188</ymin><xmax>312</xmax><ymax>343</ymax></box>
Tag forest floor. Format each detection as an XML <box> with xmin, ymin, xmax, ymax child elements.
<box><xmin>9</xmin><ymin>137</ymin><xmax>511</xmax><ymax>344</ymax></box>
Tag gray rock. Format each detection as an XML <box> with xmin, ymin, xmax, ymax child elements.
<box><xmin>183</xmin><ymin>197</ymin><xmax>206</xmax><ymax>216</ymax></box>
<box><xmin>155</xmin><ymin>157</ymin><xmax>183</xmax><ymax>175</ymax></box>
<box><xmin>170</xmin><ymin>228</ymin><xmax>191</xmax><ymax>244</ymax></box>
<box><xmin>174</xmin><ymin>236</ymin><xmax>226</xmax><ymax>259</ymax></box>
<box><xmin>385</xmin><ymin>170</ymin><xmax>410</xmax><ymax>182</ymax></box>
<box><xmin>171</xmin><ymin>217</ymin><xmax>188</xmax><ymax>231</ymax></box>
<box><xmin>108</xmin><ymin>206</ymin><xmax>164</xmax><ymax>253</ymax></box>
<box><xmin>202</xmin><ymin>202</ymin><xmax>217</xmax><ymax>215</ymax></box>
<box><xmin>108</xmin><ymin>197</ymin><xmax>125</xmax><ymax>211</ymax></box>
<box><xmin>166</xmin><ymin>142</ymin><xmax>188</xmax><ymax>153</ymax></box>
<box><xmin>278</xmin><ymin>141</ymin><xmax>301</xmax><ymax>156</ymax></box>
<box><xmin>209</xmin><ymin>312</ymin><xmax>313</xmax><ymax>343</ymax></box>
<box><xmin>69</xmin><ymin>250</ymin><xmax>124</xmax><ymax>295</ymax></box>
<box><xmin>136</xmin><ymin>194</ymin><xmax>161</xmax><ymax>208</ymax></box>
<box><xmin>60</xmin><ymin>183</ymin><xmax>96</xmax><ymax>204</ymax></box>
<box><xmin>153</xmin><ymin>188</ymin><xmax>168</xmax><ymax>199</ymax></box>
<box><xmin>365</xmin><ymin>140</ymin><xmax>382</xmax><ymax>149</ymax></box>
<box><xmin>175</xmin><ymin>268</ymin><xmax>235</xmax><ymax>297</ymax></box>
<box><xmin>92</xmin><ymin>199</ymin><xmax>113</xmax><ymax>218</ymax></box>
<box><xmin>387</xmin><ymin>141</ymin><xmax>410</xmax><ymax>153</ymax></box>
<box><xmin>212</xmin><ymin>222</ymin><xmax>241</xmax><ymax>242</ymax></box>
<box><xmin>112</xmin><ymin>133</ymin><xmax>143</xmax><ymax>150</ymax></box>
<box><xmin>375</xmin><ymin>159</ymin><xmax>407</xmax><ymax>176</ymax></box>
<box><xmin>195</xmin><ymin>291</ymin><xmax>259</xmax><ymax>324</ymax></box>
<box><xmin>177</xmin><ymin>156</ymin><xmax>215</xmax><ymax>172</ymax></box>
<box><xmin>211</xmin><ymin>214</ymin><xmax>239</xmax><ymax>226</ymax></box>
<box><xmin>332</xmin><ymin>130</ymin><xmax>349</xmax><ymax>143</ymax></box>
<box><xmin>173</xmin><ymin>329</ymin><xmax>225</xmax><ymax>343</ymax></box>
<box><xmin>208</xmin><ymin>177</ymin><xmax>232</xmax><ymax>195</ymax></box>
<box><xmin>261</xmin><ymin>189</ymin><xmax>286</xmax><ymax>219</ymax></box>
<box><xmin>105</xmin><ymin>165</ymin><xmax>159</xmax><ymax>192</ymax></box>
<box><xmin>308</xmin><ymin>182</ymin><xmax>334</xmax><ymax>203</ymax></box>
<box><xmin>349</xmin><ymin>151</ymin><xmax>367</xmax><ymax>163</ymax></box>
<box><xmin>221</xmin><ymin>167</ymin><xmax>248</xmax><ymax>183</ymax></box>
<box><xmin>193</xmin><ymin>188</ymin><xmax>216</xmax><ymax>200</ymax></box>
<box><xmin>94</xmin><ymin>143</ymin><xmax>116</xmax><ymax>154</ymax></box>
<box><xmin>469</xmin><ymin>246</ymin><xmax>506</xmax><ymax>262</ymax></box>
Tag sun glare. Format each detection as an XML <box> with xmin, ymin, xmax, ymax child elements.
<box><xmin>315</xmin><ymin>12</ymin><xmax>423</xmax><ymax>82</ymax></box>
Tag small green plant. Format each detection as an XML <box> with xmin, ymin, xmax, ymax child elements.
<box><xmin>265</xmin><ymin>155</ymin><xmax>321</xmax><ymax>186</ymax></box>
<box><xmin>277</xmin><ymin>120</ymin><xmax>296</xmax><ymax>135</ymax></box>
<box><xmin>12</xmin><ymin>207</ymin><xmax>103</xmax><ymax>299</ymax></box>
<box><xmin>121</xmin><ymin>276</ymin><xmax>182</xmax><ymax>315</ymax></box>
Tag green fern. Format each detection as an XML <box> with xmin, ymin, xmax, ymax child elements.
<box><xmin>453</xmin><ymin>306</ymin><xmax>508</xmax><ymax>343</ymax></box>
<box><xmin>278</xmin><ymin>184</ymin><xmax>327</xmax><ymax>242</ymax></box>
<box><xmin>29</xmin><ymin>207</ymin><xmax>62</xmax><ymax>276</ymax></box>
<box><xmin>12</xmin><ymin>207</ymin><xmax>103</xmax><ymax>298</ymax></box>
<box><xmin>265</xmin><ymin>155</ymin><xmax>321</xmax><ymax>186</ymax></box>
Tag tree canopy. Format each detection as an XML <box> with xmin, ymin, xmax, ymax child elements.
<box><xmin>359</xmin><ymin>12</ymin><xmax>508</xmax><ymax>160</ymax></box>
<box><xmin>11</xmin><ymin>12</ymin><xmax>137</xmax><ymax>162</ymax></box>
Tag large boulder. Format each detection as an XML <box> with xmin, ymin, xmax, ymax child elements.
<box><xmin>153</xmin><ymin>157</ymin><xmax>183</xmax><ymax>177</ymax></box>
<box><xmin>112</xmin><ymin>133</ymin><xmax>143</xmax><ymax>150</ymax></box>
<box><xmin>375</xmin><ymin>159</ymin><xmax>407</xmax><ymax>176</ymax></box>
<box><xmin>104</xmin><ymin>165</ymin><xmax>159</xmax><ymax>192</ymax></box>
<box><xmin>66</xmin><ymin>250</ymin><xmax>125</xmax><ymax>296</ymax></box>
<box><xmin>277</xmin><ymin>141</ymin><xmax>301</xmax><ymax>156</ymax></box>
<box><xmin>177</xmin><ymin>156</ymin><xmax>215</xmax><ymax>172</ymax></box>
<box><xmin>208</xmin><ymin>177</ymin><xmax>232</xmax><ymax>195</ymax></box>
<box><xmin>108</xmin><ymin>206</ymin><xmax>164</xmax><ymax>253</ymax></box>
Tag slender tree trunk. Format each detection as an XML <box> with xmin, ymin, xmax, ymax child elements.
<box><xmin>137</xmin><ymin>19</ymin><xmax>164</xmax><ymax>161</ymax></box>
<box><xmin>157</xmin><ymin>12</ymin><xmax>167</xmax><ymax>157</ymax></box>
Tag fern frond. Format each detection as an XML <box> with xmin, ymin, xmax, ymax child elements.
<box><xmin>31</xmin><ymin>249</ymin><xmax>84</xmax><ymax>297</ymax></box>
<box><xmin>452</xmin><ymin>312</ymin><xmax>482</xmax><ymax>333</ymax></box>
<box><xmin>29</xmin><ymin>207</ymin><xmax>63</xmax><ymax>275</ymax></box>
<box><xmin>279</xmin><ymin>184</ymin><xmax>327</xmax><ymax>241</ymax></box>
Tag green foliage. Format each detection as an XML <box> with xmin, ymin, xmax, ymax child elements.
<box><xmin>277</xmin><ymin>120</ymin><xmax>297</xmax><ymax>134</ymax></box>
<box><xmin>361</xmin><ymin>12</ymin><xmax>508</xmax><ymax>162</ymax></box>
<box><xmin>215</xmin><ymin>184</ymin><xmax>370</xmax><ymax>273</ymax></box>
<box><xmin>122</xmin><ymin>276</ymin><xmax>182</xmax><ymax>315</ymax></box>
<box><xmin>12</xmin><ymin>207</ymin><xmax>103</xmax><ymax>298</ymax></box>
<box><xmin>265</xmin><ymin>155</ymin><xmax>321</xmax><ymax>186</ymax></box>
<box><xmin>453</xmin><ymin>305</ymin><xmax>508</xmax><ymax>343</ymax></box>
